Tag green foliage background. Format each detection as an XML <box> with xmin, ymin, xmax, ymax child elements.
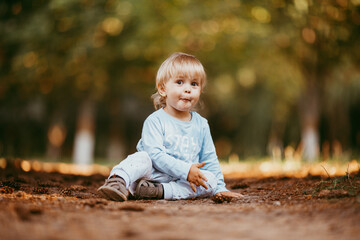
<box><xmin>0</xmin><ymin>0</ymin><xmax>359</xmax><ymax>161</ymax></box>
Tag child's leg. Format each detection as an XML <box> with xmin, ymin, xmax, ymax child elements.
<box><xmin>98</xmin><ymin>151</ymin><xmax>153</xmax><ymax>200</ymax></box>
<box><xmin>98</xmin><ymin>151</ymin><xmax>152</xmax><ymax>201</ymax></box>
<box><xmin>109</xmin><ymin>151</ymin><xmax>153</xmax><ymax>190</ymax></box>
<box><xmin>162</xmin><ymin>170</ymin><xmax>218</xmax><ymax>200</ymax></box>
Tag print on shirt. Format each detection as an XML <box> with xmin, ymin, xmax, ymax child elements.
<box><xmin>164</xmin><ymin>134</ymin><xmax>199</xmax><ymax>163</ymax></box>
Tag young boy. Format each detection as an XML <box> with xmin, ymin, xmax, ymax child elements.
<box><xmin>98</xmin><ymin>52</ymin><xmax>242</xmax><ymax>201</ymax></box>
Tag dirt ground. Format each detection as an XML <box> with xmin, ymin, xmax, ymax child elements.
<box><xmin>1</xmin><ymin>164</ymin><xmax>359</xmax><ymax>240</ymax></box>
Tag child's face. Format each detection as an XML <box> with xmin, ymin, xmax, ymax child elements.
<box><xmin>160</xmin><ymin>75</ymin><xmax>201</xmax><ymax>114</ymax></box>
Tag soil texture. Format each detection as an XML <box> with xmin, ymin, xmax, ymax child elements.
<box><xmin>1</xmin><ymin>166</ymin><xmax>359</xmax><ymax>240</ymax></box>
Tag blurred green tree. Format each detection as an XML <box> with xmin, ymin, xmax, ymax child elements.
<box><xmin>0</xmin><ymin>0</ymin><xmax>359</xmax><ymax>162</ymax></box>
<box><xmin>268</xmin><ymin>0</ymin><xmax>360</xmax><ymax>160</ymax></box>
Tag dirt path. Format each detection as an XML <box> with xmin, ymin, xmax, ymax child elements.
<box><xmin>1</xmin><ymin>168</ymin><xmax>359</xmax><ymax>240</ymax></box>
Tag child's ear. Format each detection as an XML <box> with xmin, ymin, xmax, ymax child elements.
<box><xmin>158</xmin><ymin>85</ymin><xmax>166</xmax><ymax>97</ymax></box>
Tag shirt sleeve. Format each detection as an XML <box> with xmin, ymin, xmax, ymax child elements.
<box><xmin>199</xmin><ymin>122</ymin><xmax>228</xmax><ymax>194</ymax></box>
<box><xmin>139</xmin><ymin>116</ymin><xmax>192</xmax><ymax>181</ymax></box>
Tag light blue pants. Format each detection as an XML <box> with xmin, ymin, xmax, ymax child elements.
<box><xmin>109</xmin><ymin>151</ymin><xmax>218</xmax><ymax>200</ymax></box>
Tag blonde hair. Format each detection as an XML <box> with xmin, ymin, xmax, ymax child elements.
<box><xmin>152</xmin><ymin>52</ymin><xmax>207</xmax><ymax>110</ymax></box>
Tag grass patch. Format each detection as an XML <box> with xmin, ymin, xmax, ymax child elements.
<box><xmin>314</xmin><ymin>165</ymin><xmax>360</xmax><ymax>197</ymax></box>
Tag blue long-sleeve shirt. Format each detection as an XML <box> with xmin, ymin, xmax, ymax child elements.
<box><xmin>136</xmin><ymin>108</ymin><xmax>228</xmax><ymax>194</ymax></box>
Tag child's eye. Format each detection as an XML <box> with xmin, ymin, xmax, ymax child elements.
<box><xmin>176</xmin><ymin>80</ymin><xmax>183</xmax><ymax>85</ymax></box>
<box><xmin>191</xmin><ymin>82</ymin><xmax>199</xmax><ymax>86</ymax></box>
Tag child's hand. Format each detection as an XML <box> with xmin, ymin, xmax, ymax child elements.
<box><xmin>187</xmin><ymin>162</ymin><xmax>208</xmax><ymax>192</ymax></box>
<box><xmin>216</xmin><ymin>191</ymin><xmax>244</xmax><ymax>199</ymax></box>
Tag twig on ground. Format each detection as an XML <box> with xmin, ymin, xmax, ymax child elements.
<box><xmin>321</xmin><ymin>165</ymin><xmax>331</xmax><ymax>179</ymax></box>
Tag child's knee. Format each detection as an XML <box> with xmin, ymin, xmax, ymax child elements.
<box><xmin>202</xmin><ymin>171</ymin><xmax>217</xmax><ymax>193</ymax></box>
<box><xmin>133</xmin><ymin>151</ymin><xmax>151</xmax><ymax>165</ymax></box>
<box><xmin>130</xmin><ymin>151</ymin><xmax>152</xmax><ymax>170</ymax></box>
<box><xmin>115</xmin><ymin>151</ymin><xmax>152</xmax><ymax>174</ymax></box>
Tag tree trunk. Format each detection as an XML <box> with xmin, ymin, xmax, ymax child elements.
<box><xmin>267</xmin><ymin>122</ymin><xmax>284</xmax><ymax>161</ymax></box>
<box><xmin>46</xmin><ymin>118</ymin><xmax>66</xmax><ymax>161</ymax></box>
<box><xmin>301</xmin><ymin>124</ymin><xmax>319</xmax><ymax>160</ymax></box>
<box><xmin>299</xmin><ymin>77</ymin><xmax>320</xmax><ymax>161</ymax></box>
<box><xmin>106</xmin><ymin>100</ymin><xmax>126</xmax><ymax>163</ymax></box>
<box><xmin>327</xmin><ymin>101</ymin><xmax>349</xmax><ymax>158</ymax></box>
<box><xmin>107</xmin><ymin>135</ymin><xmax>125</xmax><ymax>163</ymax></box>
<box><xmin>73</xmin><ymin>99</ymin><xmax>96</xmax><ymax>165</ymax></box>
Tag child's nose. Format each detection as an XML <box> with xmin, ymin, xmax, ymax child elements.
<box><xmin>184</xmin><ymin>84</ymin><xmax>191</xmax><ymax>93</ymax></box>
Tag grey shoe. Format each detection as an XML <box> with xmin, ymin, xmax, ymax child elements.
<box><xmin>97</xmin><ymin>176</ymin><xmax>129</xmax><ymax>201</ymax></box>
<box><xmin>135</xmin><ymin>179</ymin><xmax>164</xmax><ymax>199</ymax></box>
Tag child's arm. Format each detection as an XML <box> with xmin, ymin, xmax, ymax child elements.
<box><xmin>199</xmin><ymin>122</ymin><xmax>228</xmax><ymax>193</ymax></box>
<box><xmin>199</xmin><ymin>121</ymin><xmax>242</xmax><ymax>199</ymax></box>
<box><xmin>199</xmin><ymin>124</ymin><xmax>243</xmax><ymax>198</ymax></box>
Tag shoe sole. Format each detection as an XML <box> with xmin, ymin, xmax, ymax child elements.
<box><xmin>97</xmin><ymin>186</ymin><xmax>127</xmax><ymax>201</ymax></box>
